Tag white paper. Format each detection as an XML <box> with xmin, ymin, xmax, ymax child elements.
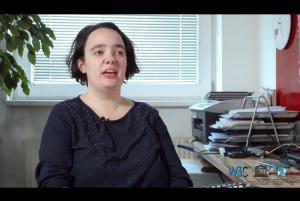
<box><xmin>210</xmin><ymin>133</ymin><xmax>232</xmax><ymax>139</ymax></box>
<box><xmin>228</xmin><ymin>106</ymin><xmax>286</xmax><ymax>115</ymax></box>
<box><xmin>218</xmin><ymin>118</ymin><xmax>263</xmax><ymax>128</ymax></box>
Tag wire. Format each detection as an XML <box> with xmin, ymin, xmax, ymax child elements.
<box><xmin>264</xmin><ymin>143</ymin><xmax>300</xmax><ymax>155</ymax></box>
<box><xmin>266</xmin><ymin>134</ymin><xmax>275</xmax><ymax>146</ymax></box>
<box><xmin>217</xmin><ymin>170</ymin><xmax>225</xmax><ymax>183</ymax></box>
<box><xmin>190</xmin><ymin>139</ymin><xmax>220</xmax><ymax>161</ymax></box>
<box><xmin>190</xmin><ymin>140</ymin><xmax>224</xmax><ymax>183</ymax></box>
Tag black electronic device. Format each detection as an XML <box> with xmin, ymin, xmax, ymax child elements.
<box><xmin>219</xmin><ymin>147</ymin><xmax>245</xmax><ymax>156</ymax></box>
<box><xmin>189</xmin><ymin>98</ymin><xmax>256</xmax><ymax>144</ymax></box>
<box><xmin>228</xmin><ymin>152</ymin><xmax>246</xmax><ymax>158</ymax></box>
<box><xmin>279</xmin><ymin>153</ymin><xmax>300</xmax><ymax>170</ymax></box>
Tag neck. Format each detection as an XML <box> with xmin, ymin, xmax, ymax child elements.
<box><xmin>83</xmin><ymin>86</ymin><xmax>123</xmax><ymax>112</ymax></box>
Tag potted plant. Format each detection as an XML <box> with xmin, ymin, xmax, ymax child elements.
<box><xmin>0</xmin><ymin>14</ymin><xmax>55</xmax><ymax>97</ymax></box>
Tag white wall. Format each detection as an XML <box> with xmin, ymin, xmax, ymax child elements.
<box><xmin>213</xmin><ymin>15</ymin><xmax>261</xmax><ymax>94</ymax></box>
<box><xmin>0</xmin><ymin>14</ymin><xmax>276</xmax><ymax>187</ymax></box>
<box><xmin>257</xmin><ymin>15</ymin><xmax>276</xmax><ymax>91</ymax></box>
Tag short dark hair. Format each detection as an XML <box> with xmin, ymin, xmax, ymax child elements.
<box><xmin>66</xmin><ymin>22</ymin><xmax>140</xmax><ymax>86</ymax></box>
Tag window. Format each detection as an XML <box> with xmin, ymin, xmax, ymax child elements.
<box><xmin>12</xmin><ymin>14</ymin><xmax>211</xmax><ymax>101</ymax></box>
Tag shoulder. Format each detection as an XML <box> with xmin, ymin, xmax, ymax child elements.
<box><xmin>130</xmin><ymin>100</ymin><xmax>158</xmax><ymax>113</ymax></box>
<box><xmin>128</xmin><ymin>100</ymin><xmax>161</xmax><ymax>123</ymax></box>
<box><xmin>51</xmin><ymin>96</ymin><xmax>81</xmax><ymax>114</ymax></box>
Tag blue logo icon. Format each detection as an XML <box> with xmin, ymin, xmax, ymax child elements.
<box><xmin>273</xmin><ymin>166</ymin><xmax>290</xmax><ymax>177</ymax></box>
<box><xmin>228</xmin><ymin>166</ymin><xmax>249</xmax><ymax>177</ymax></box>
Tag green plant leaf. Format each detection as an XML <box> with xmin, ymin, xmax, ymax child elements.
<box><xmin>26</xmin><ymin>43</ymin><xmax>35</xmax><ymax>52</ymax></box>
<box><xmin>4</xmin><ymin>32</ymin><xmax>11</xmax><ymax>40</ymax></box>
<box><xmin>21</xmin><ymin>80</ymin><xmax>30</xmax><ymax>95</ymax></box>
<box><xmin>31</xmin><ymin>35</ymin><xmax>40</xmax><ymax>52</ymax></box>
<box><xmin>4</xmin><ymin>86</ymin><xmax>11</xmax><ymax>97</ymax></box>
<box><xmin>40</xmin><ymin>23</ymin><xmax>49</xmax><ymax>34</ymax></box>
<box><xmin>4</xmin><ymin>72</ymin><xmax>13</xmax><ymax>91</ymax></box>
<box><xmin>27</xmin><ymin>51</ymin><xmax>36</xmax><ymax>65</ymax></box>
<box><xmin>31</xmin><ymin>24</ymin><xmax>43</xmax><ymax>39</ymax></box>
<box><xmin>21</xmin><ymin>16</ymin><xmax>33</xmax><ymax>25</ymax></box>
<box><xmin>11</xmin><ymin>70</ymin><xmax>19</xmax><ymax>90</ymax></box>
<box><xmin>0</xmin><ymin>31</ymin><xmax>3</xmax><ymax>41</ymax></box>
<box><xmin>6</xmin><ymin>38</ymin><xmax>14</xmax><ymax>52</ymax></box>
<box><xmin>15</xmin><ymin>37</ymin><xmax>24</xmax><ymax>47</ymax></box>
<box><xmin>1</xmin><ymin>22</ymin><xmax>8</xmax><ymax>31</ymax></box>
<box><xmin>6</xmin><ymin>53</ymin><xmax>15</xmax><ymax>64</ymax></box>
<box><xmin>0</xmin><ymin>74</ymin><xmax>3</xmax><ymax>91</ymax></box>
<box><xmin>17</xmin><ymin>21</ymin><xmax>31</xmax><ymax>30</ymax></box>
<box><xmin>10</xmin><ymin>36</ymin><xmax>17</xmax><ymax>50</ymax></box>
<box><xmin>29</xmin><ymin>14</ymin><xmax>41</xmax><ymax>23</ymax></box>
<box><xmin>17</xmin><ymin>29</ymin><xmax>24</xmax><ymax>40</ymax></box>
<box><xmin>0</xmin><ymin>56</ymin><xmax>3</xmax><ymax>73</ymax></box>
<box><xmin>8</xmin><ymin>24</ymin><xmax>20</xmax><ymax>37</ymax></box>
<box><xmin>42</xmin><ymin>42</ymin><xmax>50</xmax><ymax>58</ymax></box>
<box><xmin>7</xmin><ymin>14</ymin><xmax>18</xmax><ymax>20</ymax></box>
<box><xmin>18</xmin><ymin>45</ymin><xmax>24</xmax><ymax>58</ymax></box>
<box><xmin>46</xmin><ymin>27</ymin><xmax>56</xmax><ymax>40</ymax></box>
<box><xmin>14</xmin><ymin>63</ymin><xmax>26</xmax><ymax>75</ymax></box>
<box><xmin>2</xmin><ymin>14</ymin><xmax>12</xmax><ymax>23</ymax></box>
<box><xmin>21</xmin><ymin>30</ymin><xmax>29</xmax><ymax>41</ymax></box>
<box><xmin>2</xmin><ymin>53</ymin><xmax>12</xmax><ymax>68</ymax></box>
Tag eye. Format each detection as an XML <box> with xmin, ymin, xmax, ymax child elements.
<box><xmin>95</xmin><ymin>50</ymin><xmax>103</xmax><ymax>55</ymax></box>
<box><xmin>116</xmin><ymin>51</ymin><xmax>124</xmax><ymax>55</ymax></box>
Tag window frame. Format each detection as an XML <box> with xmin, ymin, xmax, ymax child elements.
<box><xmin>10</xmin><ymin>15</ymin><xmax>212</xmax><ymax>101</ymax></box>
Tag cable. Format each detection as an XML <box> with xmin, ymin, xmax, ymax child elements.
<box><xmin>190</xmin><ymin>140</ymin><xmax>225</xmax><ymax>183</ymax></box>
<box><xmin>260</xmin><ymin>143</ymin><xmax>300</xmax><ymax>159</ymax></box>
<box><xmin>266</xmin><ymin>133</ymin><xmax>275</xmax><ymax>146</ymax></box>
<box><xmin>264</xmin><ymin>143</ymin><xmax>300</xmax><ymax>155</ymax></box>
<box><xmin>190</xmin><ymin>140</ymin><xmax>220</xmax><ymax>161</ymax></box>
<box><xmin>217</xmin><ymin>170</ymin><xmax>225</xmax><ymax>183</ymax></box>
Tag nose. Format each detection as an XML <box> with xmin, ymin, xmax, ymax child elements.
<box><xmin>104</xmin><ymin>52</ymin><xmax>115</xmax><ymax>64</ymax></box>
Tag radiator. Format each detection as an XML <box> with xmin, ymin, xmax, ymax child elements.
<box><xmin>23</xmin><ymin>137</ymin><xmax>195</xmax><ymax>187</ymax></box>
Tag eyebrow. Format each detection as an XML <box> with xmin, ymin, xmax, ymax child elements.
<box><xmin>90</xmin><ymin>44</ymin><xmax>125</xmax><ymax>51</ymax></box>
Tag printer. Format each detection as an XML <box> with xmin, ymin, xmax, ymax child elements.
<box><xmin>189</xmin><ymin>91</ymin><xmax>257</xmax><ymax>144</ymax></box>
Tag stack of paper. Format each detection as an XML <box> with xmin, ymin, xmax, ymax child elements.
<box><xmin>204</xmin><ymin>141</ymin><xmax>240</xmax><ymax>151</ymax></box>
<box><xmin>208</xmin><ymin>133</ymin><xmax>232</xmax><ymax>142</ymax></box>
<box><xmin>219</xmin><ymin>106</ymin><xmax>298</xmax><ymax>119</ymax></box>
<box><xmin>228</xmin><ymin>106</ymin><xmax>285</xmax><ymax>115</ymax></box>
<box><xmin>210</xmin><ymin>118</ymin><xmax>264</xmax><ymax>129</ymax></box>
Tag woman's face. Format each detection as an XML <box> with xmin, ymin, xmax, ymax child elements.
<box><xmin>78</xmin><ymin>28</ymin><xmax>127</xmax><ymax>91</ymax></box>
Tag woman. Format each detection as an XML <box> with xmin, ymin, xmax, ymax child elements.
<box><xmin>35</xmin><ymin>22</ymin><xmax>193</xmax><ymax>188</ymax></box>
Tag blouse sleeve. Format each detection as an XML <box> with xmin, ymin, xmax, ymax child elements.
<box><xmin>35</xmin><ymin>103</ymin><xmax>73</xmax><ymax>188</ymax></box>
<box><xmin>151</xmin><ymin>109</ymin><xmax>193</xmax><ymax>188</ymax></box>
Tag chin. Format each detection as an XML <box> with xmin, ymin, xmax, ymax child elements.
<box><xmin>102</xmin><ymin>81</ymin><xmax>123</xmax><ymax>89</ymax></box>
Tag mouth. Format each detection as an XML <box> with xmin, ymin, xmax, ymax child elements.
<box><xmin>103</xmin><ymin>69</ymin><xmax>118</xmax><ymax>75</ymax></box>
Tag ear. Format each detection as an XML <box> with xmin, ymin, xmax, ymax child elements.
<box><xmin>77</xmin><ymin>59</ymin><xmax>86</xmax><ymax>74</ymax></box>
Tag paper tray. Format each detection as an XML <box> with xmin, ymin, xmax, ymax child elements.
<box><xmin>220</xmin><ymin>134</ymin><xmax>295</xmax><ymax>143</ymax></box>
<box><xmin>220</xmin><ymin>110</ymin><xmax>298</xmax><ymax>119</ymax></box>
<box><xmin>224</xmin><ymin>122</ymin><xmax>296</xmax><ymax>131</ymax></box>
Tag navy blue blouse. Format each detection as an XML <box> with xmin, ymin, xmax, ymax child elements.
<box><xmin>35</xmin><ymin>96</ymin><xmax>193</xmax><ymax>188</ymax></box>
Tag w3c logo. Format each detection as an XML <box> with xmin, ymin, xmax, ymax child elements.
<box><xmin>228</xmin><ymin>166</ymin><xmax>249</xmax><ymax>177</ymax></box>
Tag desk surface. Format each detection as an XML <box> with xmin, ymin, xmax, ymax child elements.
<box><xmin>187</xmin><ymin>139</ymin><xmax>300</xmax><ymax>188</ymax></box>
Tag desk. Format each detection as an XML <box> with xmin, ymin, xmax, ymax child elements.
<box><xmin>187</xmin><ymin>139</ymin><xmax>300</xmax><ymax>188</ymax></box>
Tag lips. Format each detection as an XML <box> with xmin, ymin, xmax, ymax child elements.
<box><xmin>103</xmin><ymin>68</ymin><xmax>118</xmax><ymax>75</ymax></box>
<box><xmin>102</xmin><ymin>68</ymin><xmax>118</xmax><ymax>79</ymax></box>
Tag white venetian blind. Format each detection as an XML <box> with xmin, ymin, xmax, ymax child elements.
<box><xmin>34</xmin><ymin>14</ymin><xmax>198</xmax><ymax>83</ymax></box>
